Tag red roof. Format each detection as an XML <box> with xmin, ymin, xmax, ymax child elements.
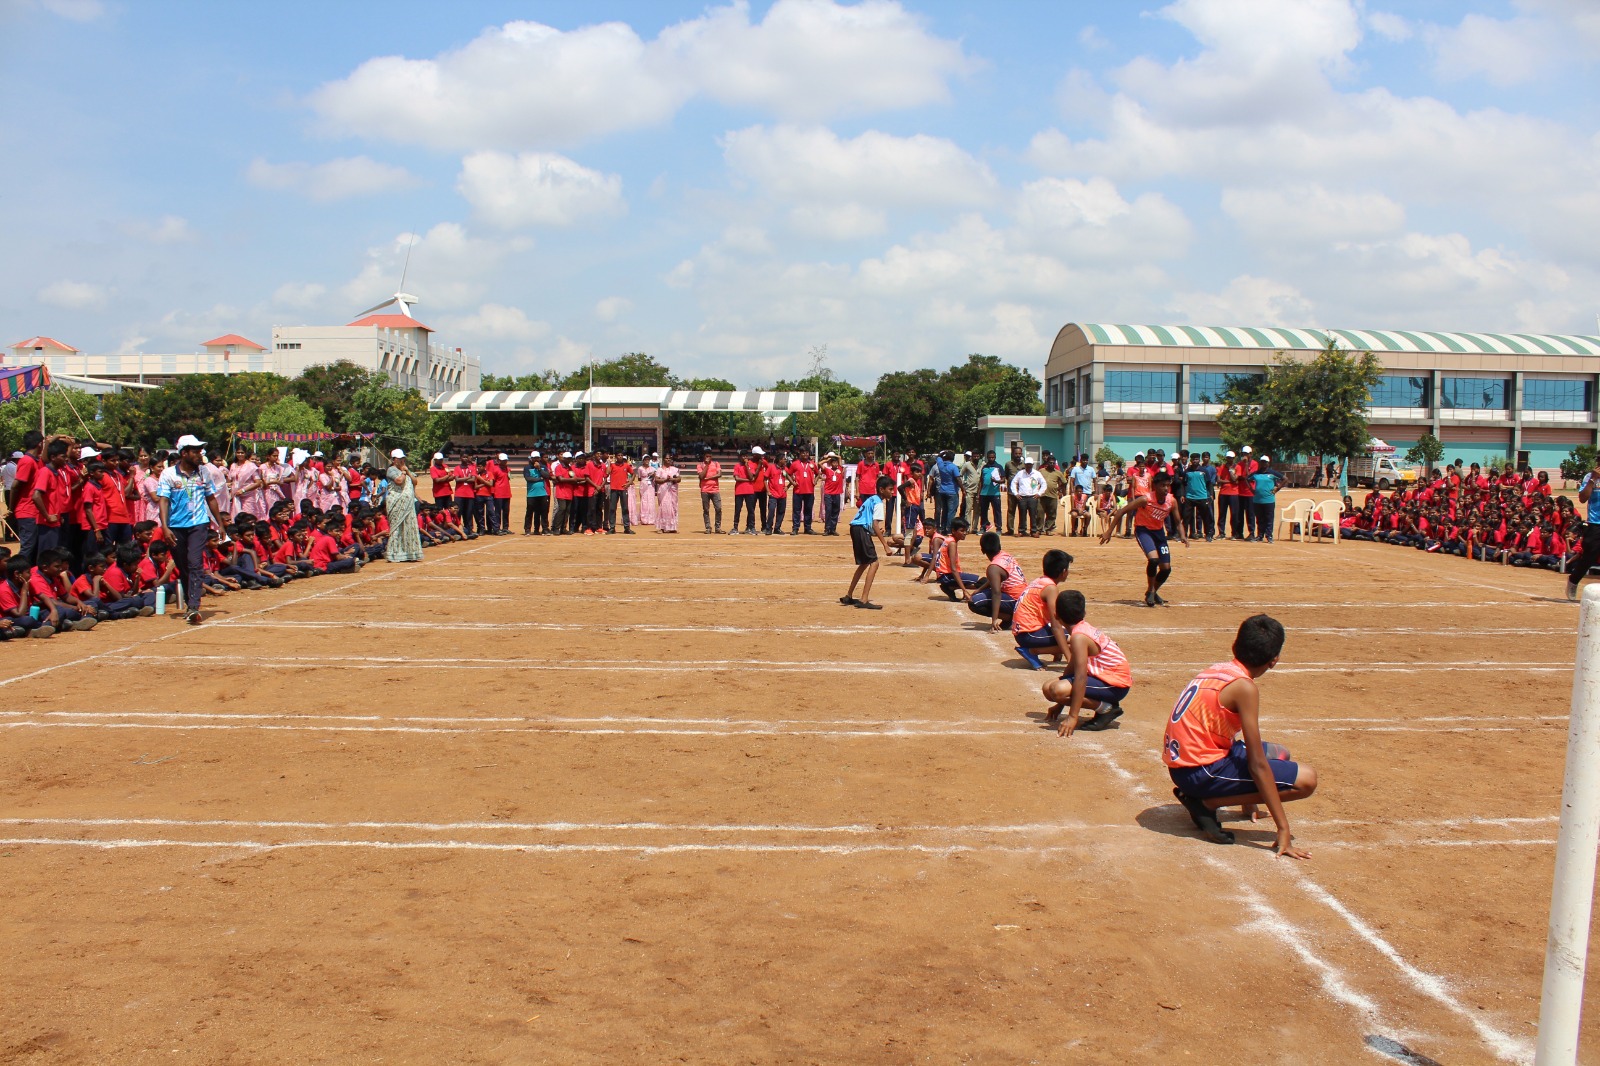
<box><xmin>9</xmin><ymin>336</ymin><xmax>78</xmax><ymax>353</ymax></box>
<box><xmin>347</xmin><ymin>314</ymin><xmax>433</xmax><ymax>332</ymax></box>
<box><xmin>201</xmin><ymin>334</ymin><xmax>266</xmax><ymax>350</ymax></box>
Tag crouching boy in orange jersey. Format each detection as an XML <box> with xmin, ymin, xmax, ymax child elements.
<box><xmin>1163</xmin><ymin>614</ymin><xmax>1317</xmax><ymax>858</ymax></box>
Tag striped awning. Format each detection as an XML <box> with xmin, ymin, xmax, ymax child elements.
<box><xmin>661</xmin><ymin>390</ymin><xmax>818</xmax><ymax>413</ymax></box>
<box><xmin>1078</xmin><ymin>324</ymin><xmax>1600</xmax><ymax>357</ymax></box>
<box><xmin>0</xmin><ymin>364</ymin><xmax>51</xmax><ymax>404</ymax></box>
<box><xmin>429</xmin><ymin>390</ymin><xmax>587</xmax><ymax>412</ymax></box>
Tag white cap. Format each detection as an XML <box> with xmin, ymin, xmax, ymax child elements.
<box><xmin>964</xmin><ymin>450</ymin><xmax>972</xmax><ymax>456</ymax></box>
<box><xmin>751</xmin><ymin>446</ymin><xmax>764</xmax><ymax>455</ymax></box>
<box><xmin>1225</xmin><ymin>450</ymin><xmax>1236</xmax><ymax>458</ymax></box>
<box><xmin>497</xmin><ymin>452</ymin><xmax>508</xmax><ymax>461</ymax></box>
<box><xmin>291</xmin><ymin>448</ymin><xmax>310</xmax><ymax>465</ymax></box>
<box><xmin>390</xmin><ymin>448</ymin><xmax>405</xmax><ymax>459</ymax></box>
<box><xmin>175</xmin><ymin>434</ymin><xmax>205</xmax><ymax>450</ymax></box>
<box><xmin>1242</xmin><ymin>445</ymin><xmax>1253</xmax><ymax>453</ymax></box>
<box><xmin>573</xmin><ymin>450</ymin><xmax>585</xmax><ymax>457</ymax></box>
<box><xmin>1260</xmin><ymin>454</ymin><xmax>1270</xmax><ymax>461</ymax></box>
<box><xmin>530</xmin><ymin>451</ymin><xmax>540</xmax><ymax>458</ymax></box>
<box><xmin>651</xmin><ymin>452</ymin><xmax>659</xmax><ymax>457</ymax></box>
<box><xmin>78</xmin><ymin>445</ymin><xmax>100</xmax><ymax>460</ymax></box>
<box><xmin>433</xmin><ymin>452</ymin><xmax>444</xmax><ymax>460</ymax></box>
<box><xmin>561</xmin><ymin>451</ymin><xmax>572</xmax><ymax>458</ymax></box>
<box><xmin>9</xmin><ymin>451</ymin><xmax>21</xmax><ymax>459</ymax></box>
<box><xmin>313</xmin><ymin>451</ymin><xmax>323</xmax><ymax>457</ymax></box>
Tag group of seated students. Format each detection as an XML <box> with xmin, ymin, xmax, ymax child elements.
<box><xmin>0</xmin><ymin>494</ymin><xmax>436</xmax><ymax>642</ymax></box>
<box><xmin>1332</xmin><ymin>464</ymin><xmax>1581</xmax><ymax>570</ymax></box>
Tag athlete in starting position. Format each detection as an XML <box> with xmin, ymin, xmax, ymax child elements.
<box><xmin>1163</xmin><ymin>614</ymin><xmax>1316</xmax><ymax>857</ymax></box>
<box><xmin>1042</xmin><ymin>589</ymin><xmax>1131</xmax><ymax>736</ymax></box>
<box><xmin>1101</xmin><ymin>469</ymin><xmax>1186</xmax><ymax>607</ymax></box>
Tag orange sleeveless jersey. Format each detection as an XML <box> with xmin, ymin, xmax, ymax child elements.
<box><xmin>1129</xmin><ymin>470</ymin><xmax>1151</xmax><ymax>498</ymax></box>
<box><xmin>990</xmin><ymin>550</ymin><xmax>1027</xmax><ymax>598</ymax></box>
<box><xmin>1134</xmin><ymin>490</ymin><xmax>1177</xmax><ymax>530</ymax></box>
<box><xmin>1010</xmin><ymin>577</ymin><xmax>1055</xmax><ymax>633</ymax></box>
<box><xmin>935</xmin><ymin>537</ymin><xmax>957</xmax><ymax>576</ymax></box>
<box><xmin>1162</xmin><ymin>659</ymin><xmax>1251</xmax><ymax>768</ymax></box>
<box><xmin>1072</xmin><ymin>620</ymin><xmax>1131</xmax><ymax>688</ymax></box>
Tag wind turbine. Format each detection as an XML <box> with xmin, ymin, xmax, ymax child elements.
<box><xmin>356</xmin><ymin>230</ymin><xmax>419</xmax><ymax>319</ymax></box>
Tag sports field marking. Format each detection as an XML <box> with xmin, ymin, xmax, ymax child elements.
<box><xmin>0</xmin><ymin>720</ymin><xmax>1024</xmax><ymax>737</ymax></box>
<box><xmin>211</xmin><ymin>619</ymin><xmax>959</xmax><ymax>635</ymax></box>
<box><xmin>0</xmin><ymin>815</ymin><xmax>1111</xmax><ymax>835</ymax></box>
<box><xmin>404</xmin><ymin>574</ymin><xmax>852</xmax><ymax>585</ymax></box>
<box><xmin>0</xmin><ymin>836</ymin><xmax>1095</xmax><ymax>857</ymax></box>
<box><xmin>105</xmin><ymin>654</ymin><xmax>930</xmax><ymax>674</ymax></box>
<box><xmin>1279</xmin><ymin>541</ymin><xmax>1551</xmax><ymax>603</ymax></box>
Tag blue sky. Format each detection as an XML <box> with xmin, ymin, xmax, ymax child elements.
<box><xmin>1</xmin><ymin>0</ymin><xmax>1596</xmax><ymax>388</ymax></box>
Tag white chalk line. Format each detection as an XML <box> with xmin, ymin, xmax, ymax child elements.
<box><xmin>0</xmin><ymin>836</ymin><xmax>1082</xmax><ymax>857</ymax></box>
<box><xmin>101</xmin><ymin>653</ymin><xmax>925</xmax><ymax>675</ymax></box>
<box><xmin>209</xmin><ymin>619</ymin><xmax>955</xmax><ymax>635</ymax></box>
<box><xmin>0</xmin><ymin>721</ymin><xmax>1021</xmax><ymax>738</ymax></box>
<box><xmin>1292</xmin><ymin>872</ymin><xmax>1534</xmax><ymax>1063</ymax></box>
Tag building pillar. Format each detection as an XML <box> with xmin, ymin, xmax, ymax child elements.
<box><xmin>1511</xmin><ymin>371</ymin><xmax>1524</xmax><ymax>465</ymax></box>
<box><xmin>1088</xmin><ymin>362</ymin><xmax>1106</xmax><ymax>459</ymax></box>
<box><xmin>1430</xmin><ymin>369</ymin><xmax>1442</xmax><ymax>439</ymax></box>
<box><xmin>1178</xmin><ymin>363</ymin><xmax>1191</xmax><ymax>449</ymax></box>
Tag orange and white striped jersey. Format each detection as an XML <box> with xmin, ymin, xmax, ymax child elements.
<box><xmin>990</xmin><ymin>551</ymin><xmax>1027</xmax><ymax>598</ymax></box>
<box><xmin>1010</xmin><ymin>577</ymin><xmax>1056</xmax><ymax>633</ymax></box>
<box><xmin>1162</xmin><ymin>659</ymin><xmax>1251</xmax><ymax>768</ymax></box>
<box><xmin>1134</xmin><ymin>490</ymin><xmax>1177</xmax><ymax>529</ymax></box>
<box><xmin>1072</xmin><ymin>620</ymin><xmax>1131</xmax><ymax>688</ymax></box>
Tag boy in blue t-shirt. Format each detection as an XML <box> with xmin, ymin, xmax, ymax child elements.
<box><xmin>841</xmin><ymin>476</ymin><xmax>894</xmax><ymax>611</ymax></box>
<box><xmin>1250</xmin><ymin>457</ymin><xmax>1282</xmax><ymax>543</ymax></box>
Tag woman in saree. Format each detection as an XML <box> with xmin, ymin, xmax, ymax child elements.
<box><xmin>384</xmin><ymin>449</ymin><xmax>425</xmax><ymax>563</ymax></box>
<box><xmin>653</xmin><ymin>455</ymin><xmax>681</xmax><ymax>533</ymax></box>
<box><xmin>633</xmin><ymin>454</ymin><xmax>657</xmax><ymax>528</ymax></box>
<box><xmin>228</xmin><ymin>447</ymin><xmax>265</xmax><ymax>519</ymax></box>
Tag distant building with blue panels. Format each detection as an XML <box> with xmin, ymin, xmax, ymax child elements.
<box><xmin>981</xmin><ymin>323</ymin><xmax>1600</xmax><ymax>471</ymax></box>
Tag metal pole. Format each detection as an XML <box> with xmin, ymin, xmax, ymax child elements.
<box><xmin>1535</xmin><ymin>583</ymin><xmax>1600</xmax><ymax>1064</ymax></box>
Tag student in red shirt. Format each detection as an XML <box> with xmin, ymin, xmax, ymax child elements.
<box><xmin>731</xmin><ymin>451</ymin><xmax>759</xmax><ymax>534</ymax></box>
<box><xmin>428</xmin><ymin>453</ymin><xmax>453</xmax><ymax>505</ymax></box>
<box><xmin>29</xmin><ymin>548</ymin><xmax>99</xmax><ymax>630</ymax></box>
<box><xmin>29</xmin><ymin>440</ymin><xmax>72</xmax><ymax>558</ymax></box>
<box><xmin>750</xmin><ymin>446</ymin><xmax>770</xmax><ymax>533</ymax></box>
<box><xmin>309</xmin><ymin>515</ymin><xmax>360</xmax><ymax>574</ymax></box>
<box><xmin>76</xmin><ymin>551</ymin><xmax>153</xmax><ymax>618</ymax></box>
<box><xmin>575</xmin><ymin>451</ymin><xmax>603</xmax><ymax>535</ymax></box>
<box><xmin>452</xmin><ymin>457</ymin><xmax>480</xmax><ymax>538</ymax></box>
<box><xmin>764</xmin><ymin>458</ymin><xmax>788</xmax><ymax>535</ymax></box>
<box><xmin>788</xmin><ymin>455</ymin><xmax>817</xmax><ymax>534</ymax></box>
<box><xmin>696</xmin><ymin>454</ymin><xmax>723</xmax><ymax>535</ymax></box>
<box><xmin>6</xmin><ymin>430</ymin><xmax>45</xmax><ymax>564</ymax></box>
<box><xmin>605</xmin><ymin>452</ymin><xmax>634</xmax><ymax>535</ymax></box>
<box><xmin>820</xmin><ymin>453</ymin><xmax>845</xmax><ymax>536</ymax></box>
<box><xmin>1</xmin><ymin>556</ymin><xmax>54</xmax><ymax>637</ymax></box>
<box><xmin>490</xmin><ymin>453</ymin><xmax>514</xmax><ymax>535</ymax></box>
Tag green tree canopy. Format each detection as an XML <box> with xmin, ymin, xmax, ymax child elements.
<box><xmin>1404</xmin><ymin>433</ymin><xmax>1445</xmax><ymax>468</ymax></box>
<box><xmin>1216</xmin><ymin>340</ymin><xmax>1383</xmax><ymax>462</ymax></box>
<box><xmin>0</xmin><ymin>386</ymin><xmax>99</xmax><ymax>455</ymax></box>
<box><xmin>254</xmin><ymin>396</ymin><xmax>329</xmax><ymax>437</ymax></box>
<box><xmin>292</xmin><ymin>361</ymin><xmax>376</xmax><ymax>431</ymax></box>
<box><xmin>342</xmin><ymin>375</ymin><xmax>433</xmax><ymax>453</ymax></box>
<box><xmin>560</xmin><ymin>352</ymin><xmax>677</xmax><ymax>389</ymax></box>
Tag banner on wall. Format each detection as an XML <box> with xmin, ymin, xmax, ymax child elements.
<box><xmin>236</xmin><ymin>431</ymin><xmax>376</xmax><ymax>442</ymax></box>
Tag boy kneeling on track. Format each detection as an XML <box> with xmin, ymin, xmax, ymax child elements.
<box><xmin>1042</xmin><ymin>589</ymin><xmax>1131</xmax><ymax>736</ymax></box>
<box><xmin>1163</xmin><ymin>614</ymin><xmax>1317</xmax><ymax>858</ymax></box>
<box><xmin>1011</xmin><ymin>549</ymin><xmax>1073</xmax><ymax>668</ymax></box>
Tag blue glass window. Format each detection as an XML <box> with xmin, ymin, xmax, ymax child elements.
<box><xmin>1368</xmin><ymin>374</ymin><xmax>1431</xmax><ymax>408</ymax></box>
<box><xmin>1105</xmin><ymin>370</ymin><xmax>1177</xmax><ymax>404</ymax></box>
<box><xmin>1064</xmin><ymin>379</ymin><xmax>1077</xmax><ymax>409</ymax></box>
<box><xmin>1190</xmin><ymin>371</ymin><xmax>1263</xmax><ymax>404</ymax></box>
<box><xmin>1523</xmin><ymin>378</ymin><xmax>1592</xmax><ymax>412</ymax></box>
<box><xmin>1439</xmin><ymin>376</ymin><xmax>1508</xmax><ymax>410</ymax></box>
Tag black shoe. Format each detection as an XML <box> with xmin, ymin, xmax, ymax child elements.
<box><xmin>1152</xmin><ymin>593</ymin><xmax>1168</xmax><ymax>607</ymax></box>
<box><xmin>839</xmin><ymin>595</ymin><xmax>860</xmax><ymax>606</ymax></box>
<box><xmin>855</xmin><ymin>601</ymin><xmax>883</xmax><ymax>610</ymax></box>
<box><xmin>1077</xmin><ymin>704</ymin><xmax>1123</xmax><ymax>731</ymax></box>
<box><xmin>1174</xmin><ymin>788</ymin><xmax>1234</xmax><ymax>844</ymax></box>
<box><xmin>1144</xmin><ymin>591</ymin><xmax>1156</xmax><ymax>608</ymax></box>
<box><xmin>623</xmin><ymin>529</ymin><xmax>635</xmax><ymax>534</ymax></box>
<box><xmin>944</xmin><ymin>586</ymin><xmax>957</xmax><ymax>602</ymax></box>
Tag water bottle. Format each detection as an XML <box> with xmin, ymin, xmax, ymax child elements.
<box><xmin>155</xmin><ymin>585</ymin><xmax>166</xmax><ymax>615</ymax></box>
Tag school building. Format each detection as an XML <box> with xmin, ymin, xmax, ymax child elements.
<box><xmin>980</xmin><ymin>323</ymin><xmax>1600</xmax><ymax>471</ymax></box>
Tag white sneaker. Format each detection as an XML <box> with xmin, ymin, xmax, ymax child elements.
<box><xmin>1567</xmin><ymin>581</ymin><xmax>1581</xmax><ymax>603</ymax></box>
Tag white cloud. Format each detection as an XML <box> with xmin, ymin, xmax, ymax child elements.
<box><xmin>1013</xmin><ymin>177</ymin><xmax>1191</xmax><ymax>262</ymax></box>
<box><xmin>1220</xmin><ymin>184</ymin><xmax>1405</xmax><ymax>245</ymax></box>
<box><xmin>1427</xmin><ymin>12</ymin><xmax>1558</xmax><ymax>86</ymax></box>
<box><xmin>724</xmin><ymin>125</ymin><xmax>995</xmax><ymax>239</ymax></box>
<box><xmin>1077</xmin><ymin>25</ymin><xmax>1110</xmax><ymax>51</ymax></box>
<box><xmin>456</xmin><ymin>151</ymin><xmax>625</xmax><ymax>228</ymax></box>
<box><xmin>341</xmin><ymin>223</ymin><xmax>531</xmax><ymax>314</ymax></box>
<box><xmin>308</xmin><ymin>0</ymin><xmax>972</xmax><ymax>151</ymax></box>
<box><xmin>246</xmin><ymin>156</ymin><xmax>420</xmax><ymax>202</ymax></box>
<box><xmin>1365</xmin><ymin>10</ymin><xmax>1412</xmax><ymax>42</ymax></box>
<box><xmin>594</xmin><ymin>296</ymin><xmax>632</xmax><ymax>322</ymax></box>
<box><xmin>272</xmin><ymin>281</ymin><xmax>327</xmax><ymax>310</ymax></box>
<box><xmin>37</xmin><ymin>279</ymin><xmax>107</xmax><ymax>310</ymax></box>
<box><xmin>1170</xmin><ymin>275</ymin><xmax>1315</xmax><ymax>327</ymax></box>
<box><xmin>35</xmin><ymin>0</ymin><xmax>104</xmax><ymax>21</ymax></box>
<box><xmin>120</xmin><ymin>214</ymin><xmax>194</xmax><ymax>244</ymax></box>
<box><xmin>440</xmin><ymin>303</ymin><xmax>551</xmax><ymax>342</ymax></box>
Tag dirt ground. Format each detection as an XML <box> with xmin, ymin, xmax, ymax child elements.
<box><xmin>2</xmin><ymin>491</ymin><xmax>1596</xmax><ymax>1065</ymax></box>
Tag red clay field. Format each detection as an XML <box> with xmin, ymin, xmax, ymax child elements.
<box><xmin>2</xmin><ymin>495</ymin><xmax>1597</xmax><ymax>1064</ymax></box>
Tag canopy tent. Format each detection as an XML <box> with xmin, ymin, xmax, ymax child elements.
<box><xmin>832</xmin><ymin>434</ymin><xmax>886</xmax><ymax>447</ymax></box>
<box><xmin>427</xmin><ymin>389</ymin><xmax>818</xmax><ymax>414</ymax></box>
<box><xmin>1367</xmin><ymin>438</ymin><xmax>1396</xmax><ymax>453</ymax></box>
<box><xmin>236</xmin><ymin>431</ymin><xmax>376</xmax><ymax>442</ymax></box>
<box><xmin>0</xmin><ymin>365</ymin><xmax>51</xmax><ymax>404</ymax></box>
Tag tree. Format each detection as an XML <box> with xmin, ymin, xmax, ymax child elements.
<box><xmin>1405</xmin><ymin>433</ymin><xmax>1445</xmax><ymax>468</ymax></box>
<box><xmin>952</xmin><ymin>372</ymin><xmax>1045</xmax><ymax>451</ymax></box>
<box><xmin>1094</xmin><ymin>444</ymin><xmax>1123</xmax><ymax>466</ymax></box>
<box><xmin>559</xmin><ymin>352</ymin><xmax>677</xmax><ymax>390</ymax></box>
<box><xmin>770</xmin><ymin>372</ymin><xmax>868</xmax><ymax>442</ymax></box>
<box><xmin>254</xmin><ymin>396</ymin><xmax>329</xmax><ymax>437</ymax></box>
<box><xmin>0</xmin><ymin>386</ymin><xmax>99</xmax><ymax>455</ymax></box>
<box><xmin>342</xmin><ymin>375</ymin><xmax>432</xmax><ymax>452</ymax></box>
<box><xmin>863</xmin><ymin>369</ymin><xmax>952</xmax><ymax>454</ymax></box>
<box><xmin>293</xmin><ymin>361</ymin><xmax>376</xmax><ymax>431</ymax></box>
<box><xmin>1217</xmin><ymin>340</ymin><xmax>1382</xmax><ymax>462</ymax></box>
<box><xmin>1561</xmin><ymin>444</ymin><xmax>1598</xmax><ymax>484</ymax></box>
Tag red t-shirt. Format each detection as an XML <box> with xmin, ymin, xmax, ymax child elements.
<box><xmin>491</xmin><ymin>464</ymin><xmax>512</xmax><ymax>499</ymax></box>
<box><xmin>71</xmin><ymin>574</ymin><xmax>96</xmax><ymax>599</ymax></box>
<box><xmin>607</xmin><ymin>462</ymin><xmax>632</xmax><ymax>491</ymax></box>
<box><xmin>11</xmin><ymin>453</ymin><xmax>39</xmax><ymax>519</ymax></box>
<box><xmin>765</xmin><ymin>463</ymin><xmax>787</xmax><ymax>495</ymax></box>
<box><xmin>790</xmin><ymin>461</ymin><xmax>815</xmax><ymax>494</ymax></box>
<box><xmin>697</xmin><ymin>461</ymin><xmax>721</xmax><ymax>494</ymax></box>
<box><xmin>81</xmin><ymin>481</ymin><xmax>109</xmax><ymax>530</ymax></box>
<box><xmin>857</xmin><ymin>461</ymin><xmax>880</xmax><ymax>490</ymax></box>
<box><xmin>104</xmin><ymin>565</ymin><xmax>135</xmax><ymax>595</ymax></box>
<box><xmin>585</xmin><ymin>462</ymin><xmax>604</xmax><ymax>494</ymax></box>
<box><xmin>0</xmin><ymin>579</ymin><xmax>20</xmax><ymax>613</ymax></box>
<box><xmin>30</xmin><ymin>463</ymin><xmax>68</xmax><ymax>527</ymax></box>
<box><xmin>309</xmin><ymin>531</ymin><xmax>342</xmax><ymax>571</ymax></box>
<box><xmin>822</xmin><ymin>466</ymin><xmax>844</xmax><ymax>495</ymax></box>
<box><xmin>104</xmin><ymin>473</ymin><xmax>131</xmax><ymax>524</ymax></box>
<box><xmin>453</xmin><ymin>465</ymin><xmax>477</xmax><ymax>498</ymax></box>
<box><xmin>29</xmin><ymin>567</ymin><xmax>68</xmax><ymax>601</ymax></box>
<box><xmin>733</xmin><ymin>462</ymin><xmax>756</xmax><ymax>496</ymax></box>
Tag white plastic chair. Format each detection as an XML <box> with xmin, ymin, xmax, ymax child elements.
<box><xmin>1308</xmin><ymin>499</ymin><xmax>1341</xmax><ymax>544</ymax></box>
<box><xmin>1277</xmin><ymin>498</ymin><xmax>1315</xmax><ymax>543</ymax></box>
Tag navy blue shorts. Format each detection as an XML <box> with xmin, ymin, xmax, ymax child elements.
<box><xmin>1134</xmin><ymin>527</ymin><xmax>1169</xmax><ymax>560</ymax></box>
<box><xmin>1056</xmin><ymin>672</ymin><xmax>1130</xmax><ymax>705</ymax></box>
<box><xmin>1169</xmin><ymin>741</ymin><xmax>1298</xmax><ymax>801</ymax></box>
